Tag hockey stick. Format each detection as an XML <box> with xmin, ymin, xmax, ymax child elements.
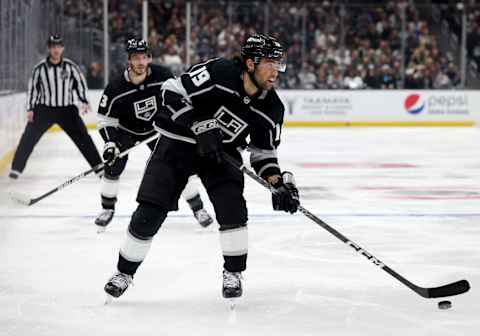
<box><xmin>10</xmin><ymin>133</ymin><xmax>160</xmax><ymax>206</ymax></box>
<box><xmin>222</xmin><ymin>152</ymin><xmax>470</xmax><ymax>299</ymax></box>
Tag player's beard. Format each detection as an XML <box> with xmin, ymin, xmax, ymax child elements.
<box><xmin>130</xmin><ymin>64</ymin><xmax>147</xmax><ymax>77</ymax></box>
<box><xmin>253</xmin><ymin>71</ymin><xmax>276</xmax><ymax>91</ymax></box>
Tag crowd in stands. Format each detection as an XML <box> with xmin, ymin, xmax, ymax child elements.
<box><xmin>291</xmin><ymin>1</ymin><xmax>461</xmax><ymax>89</ymax></box>
<box><xmin>438</xmin><ymin>0</ymin><xmax>480</xmax><ymax>79</ymax></box>
<box><xmin>62</xmin><ymin>0</ymin><xmax>466</xmax><ymax>90</ymax></box>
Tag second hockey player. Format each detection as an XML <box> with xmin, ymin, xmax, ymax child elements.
<box><xmin>96</xmin><ymin>38</ymin><xmax>213</xmax><ymax>230</ymax></box>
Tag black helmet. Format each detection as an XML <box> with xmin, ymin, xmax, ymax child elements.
<box><xmin>241</xmin><ymin>34</ymin><xmax>284</xmax><ymax>64</ymax></box>
<box><xmin>47</xmin><ymin>34</ymin><xmax>64</xmax><ymax>46</ymax></box>
<box><xmin>126</xmin><ymin>38</ymin><xmax>149</xmax><ymax>55</ymax></box>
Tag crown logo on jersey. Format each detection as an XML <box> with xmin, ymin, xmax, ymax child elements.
<box><xmin>134</xmin><ymin>96</ymin><xmax>157</xmax><ymax>121</ymax></box>
<box><xmin>214</xmin><ymin>106</ymin><xmax>248</xmax><ymax>143</ymax></box>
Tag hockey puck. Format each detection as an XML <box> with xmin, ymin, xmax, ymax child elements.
<box><xmin>438</xmin><ymin>300</ymin><xmax>452</xmax><ymax>310</ymax></box>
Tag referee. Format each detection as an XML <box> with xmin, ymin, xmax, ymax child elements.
<box><xmin>9</xmin><ymin>35</ymin><xmax>102</xmax><ymax>179</ymax></box>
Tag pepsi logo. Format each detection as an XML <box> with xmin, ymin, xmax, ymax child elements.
<box><xmin>404</xmin><ymin>94</ymin><xmax>425</xmax><ymax>114</ymax></box>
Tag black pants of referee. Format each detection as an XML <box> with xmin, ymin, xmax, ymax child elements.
<box><xmin>11</xmin><ymin>105</ymin><xmax>102</xmax><ymax>175</ymax></box>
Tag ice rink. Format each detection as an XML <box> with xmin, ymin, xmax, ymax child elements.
<box><xmin>1</xmin><ymin>127</ymin><xmax>479</xmax><ymax>336</ymax></box>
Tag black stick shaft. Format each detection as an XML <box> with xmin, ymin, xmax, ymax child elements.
<box><xmin>28</xmin><ymin>133</ymin><xmax>160</xmax><ymax>205</ymax></box>
<box><xmin>222</xmin><ymin>153</ymin><xmax>470</xmax><ymax>299</ymax></box>
<box><xmin>28</xmin><ymin>165</ymin><xmax>102</xmax><ymax>205</ymax></box>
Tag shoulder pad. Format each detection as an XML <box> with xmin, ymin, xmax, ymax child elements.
<box><xmin>209</xmin><ymin>58</ymin><xmax>242</xmax><ymax>86</ymax></box>
<box><xmin>150</xmin><ymin>64</ymin><xmax>174</xmax><ymax>81</ymax></box>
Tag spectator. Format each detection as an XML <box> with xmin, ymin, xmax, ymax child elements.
<box><xmin>315</xmin><ymin>66</ymin><xmax>330</xmax><ymax>89</ymax></box>
<box><xmin>87</xmin><ymin>62</ymin><xmax>104</xmax><ymax>90</ymax></box>
<box><xmin>433</xmin><ymin>66</ymin><xmax>452</xmax><ymax>89</ymax></box>
<box><xmin>161</xmin><ymin>45</ymin><xmax>183</xmax><ymax>76</ymax></box>
<box><xmin>405</xmin><ymin>65</ymin><xmax>430</xmax><ymax>89</ymax></box>
<box><xmin>364</xmin><ymin>66</ymin><xmax>380</xmax><ymax>89</ymax></box>
<box><xmin>61</xmin><ymin>0</ymin><xmax>463</xmax><ymax>90</ymax></box>
<box><xmin>445</xmin><ymin>62</ymin><xmax>461</xmax><ymax>87</ymax></box>
<box><xmin>378</xmin><ymin>64</ymin><xmax>396</xmax><ymax>89</ymax></box>
<box><xmin>467</xmin><ymin>25</ymin><xmax>480</xmax><ymax>65</ymax></box>
<box><xmin>148</xmin><ymin>30</ymin><xmax>163</xmax><ymax>58</ymax></box>
<box><xmin>327</xmin><ymin>67</ymin><xmax>344</xmax><ymax>89</ymax></box>
<box><xmin>298</xmin><ymin>63</ymin><xmax>317</xmax><ymax>89</ymax></box>
<box><xmin>344</xmin><ymin>67</ymin><xmax>364</xmax><ymax>89</ymax></box>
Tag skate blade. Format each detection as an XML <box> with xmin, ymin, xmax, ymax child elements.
<box><xmin>227</xmin><ymin>298</ymin><xmax>238</xmax><ymax>324</ymax></box>
<box><xmin>104</xmin><ymin>294</ymin><xmax>114</xmax><ymax>305</ymax></box>
<box><xmin>227</xmin><ymin>297</ymin><xmax>239</xmax><ymax>310</ymax></box>
<box><xmin>96</xmin><ymin>225</ymin><xmax>107</xmax><ymax>234</ymax></box>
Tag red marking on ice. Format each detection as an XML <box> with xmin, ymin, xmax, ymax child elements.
<box><xmin>358</xmin><ymin>186</ymin><xmax>480</xmax><ymax>191</ymax></box>
<box><xmin>358</xmin><ymin>186</ymin><xmax>401</xmax><ymax>190</ymax></box>
<box><xmin>356</xmin><ymin>186</ymin><xmax>480</xmax><ymax>200</ymax></box>
<box><xmin>392</xmin><ymin>195</ymin><xmax>480</xmax><ymax>200</ymax></box>
<box><xmin>300</xmin><ymin>162</ymin><xmax>418</xmax><ymax>169</ymax></box>
<box><xmin>378</xmin><ymin>163</ymin><xmax>418</xmax><ymax>168</ymax></box>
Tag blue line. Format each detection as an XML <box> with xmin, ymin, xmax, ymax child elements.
<box><xmin>1</xmin><ymin>213</ymin><xmax>480</xmax><ymax>219</ymax></box>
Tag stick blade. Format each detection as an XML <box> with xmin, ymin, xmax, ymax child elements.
<box><xmin>9</xmin><ymin>191</ymin><xmax>33</xmax><ymax>206</ymax></box>
<box><xmin>427</xmin><ymin>279</ymin><xmax>470</xmax><ymax>298</ymax></box>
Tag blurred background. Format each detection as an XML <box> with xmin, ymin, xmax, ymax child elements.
<box><xmin>1</xmin><ymin>0</ymin><xmax>480</xmax><ymax>162</ymax></box>
<box><xmin>2</xmin><ymin>0</ymin><xmax>480</xmax><ymax>92</ymax></box>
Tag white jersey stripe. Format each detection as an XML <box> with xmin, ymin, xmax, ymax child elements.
<box><xmin>26</xmin><ymin>58</ymin><xmax>89</xmax><ymax>110</ymax></box>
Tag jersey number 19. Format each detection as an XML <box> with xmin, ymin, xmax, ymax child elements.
<box><xmin>189</xmin><ymin>66</ymin><xmax>210</xmax><ymax>87</ymax></box>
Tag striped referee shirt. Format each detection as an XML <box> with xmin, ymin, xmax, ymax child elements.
<box><xmin>27</xmin><ymin>57</ymin><xmax>89</xmax><ymax>111</ymax></box>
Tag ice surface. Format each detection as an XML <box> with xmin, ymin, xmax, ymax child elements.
<box><xmin>1</xmin><ymin>128</ymin><xmax>479</xmax><ymax>336</ymax></box>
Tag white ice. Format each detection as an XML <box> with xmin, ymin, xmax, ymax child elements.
<box><xmin>1</xmin><ymin>128</ymin><xmax>479</xmax><ymax>336</ymax></box>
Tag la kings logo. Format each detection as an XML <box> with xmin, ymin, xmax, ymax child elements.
<box><xmin>214</xmin><ymin>106</ymin><xmax>247</xmax><ymax>143</ymax></box>
<box><xmin>134</xmin><ymin>96</ymin><xmax>157</xmax><ymax>121</ymax></box>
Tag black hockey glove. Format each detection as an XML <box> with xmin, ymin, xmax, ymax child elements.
<box><xmin>191</xmin><ymin>119</ymin><xmax>223</xmax><ymax>165</ymax></box>
<box><xmin>271</xmin><ymin>171</ymin><xmax>300</xmax><ymax>214</ymax></box>
<box><xmin>103</xmin><ymin>141</ymin><xmax>120</xmax><ymax>165</ymax></box>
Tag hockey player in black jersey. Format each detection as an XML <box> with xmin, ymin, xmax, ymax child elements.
<box><xmin>96</xmin><ymin>38</ymin><xmax>213</xmax><ymax>230</ymax></box>
<box><xmin>104</xmin><ymin>35</ymin><xmax>299</xmax><ymax>300</ymax></box>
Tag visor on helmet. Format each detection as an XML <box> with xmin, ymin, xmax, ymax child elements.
<box><xmin>258</xmin><ymin>59</ymin><xmax>287</xmax><ymax>72</ymax></box>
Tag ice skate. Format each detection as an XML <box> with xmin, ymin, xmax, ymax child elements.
<box><xmin>95</xmin><ymin>209</ymin><xmax>114</xmax><ymax>232</ymax></box>
<box><xmin>194</xmin><ymin>208</ymin><xmax>213</xmax><ymax>227</ymax></box>
<box><xmin>104</xmin><ymin>271</ymin><xmax>133</xmax><ymax>302</ymax></box>
<box><xmin>222</xmin><ymin>270</ymin><xmax>243</xmax><ymax>299</ymax></box>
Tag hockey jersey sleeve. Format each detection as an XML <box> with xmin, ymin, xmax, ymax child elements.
<box><xmin>26</xmin><ymin>65</ymin><xmax>42</xmax><ymax>111</ymax></box>
<box><xmin>159</xmin><ymin>59</ymin><xmax>221</xmax><ymax>129</ymax></box>
<box><xmin>97</xmin><ymin>84</ymin><xmax>120</xmax><ymax>143</ymax></box>
<box><xmin>71</xmin><ymin>63</ymin><xmax>89</xmax><ymax>104</ymax></box>
<box><xmin>248</xmin><ymin>105</ymin><xmax>284</xmax><ymax>179</ymax></box>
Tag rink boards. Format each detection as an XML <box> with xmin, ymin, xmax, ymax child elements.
<box><xmin>2</xmin><ymin>89</ymin><xmax>480</xmax><ymax>174</ymax></box>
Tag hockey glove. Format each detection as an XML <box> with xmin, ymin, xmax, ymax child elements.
<box><xmin>271</xmin><ymin>171</ymin><xmax>300</xmax><ymax>214</ymax></box>
<box><xmin>191</xmin><ymin>119</ymin><xmax>223</xmax><ymax>165</ymax></box>
<box><xmin>103</xmin><ymin>141</ymin><xmax>120</xmax><ymax>165</ymax></box>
